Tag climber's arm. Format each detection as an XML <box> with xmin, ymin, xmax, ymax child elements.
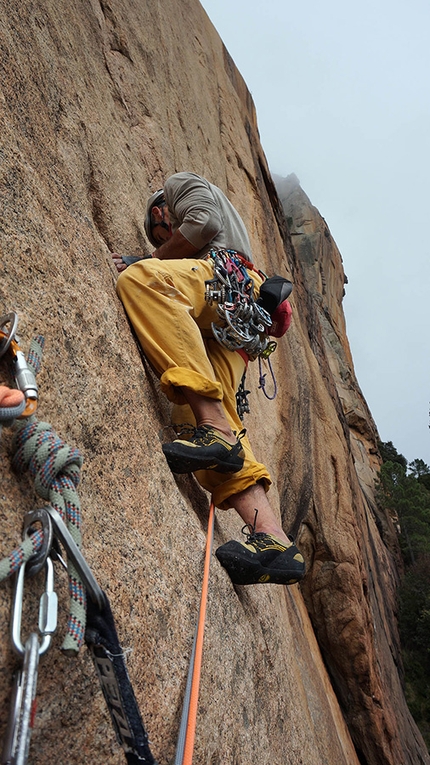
<box><xmin>152</xmin><ymin>228</ymin><xmax>200</xmax><ymax>260</ymax></box>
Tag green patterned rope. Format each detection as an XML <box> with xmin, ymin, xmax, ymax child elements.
<box><xmin>12</xmin><ymin>419</ymin><xmax>86</xmax><ymax>655</ymax></box>
<box><xmin>0</xmin><ymin>529</ymin><xmax>44</xmax><ymax>581</ymax></box>
<box><xmin>2</xmin><ymin>335</ymin><xmax>87</xmax><ymax>655</ymax></box>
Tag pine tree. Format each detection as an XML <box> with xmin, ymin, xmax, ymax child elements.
<box><xmin>377</xmin><ymin>443</ymin><xmax>430</xmax><ymax>748</ymax></box>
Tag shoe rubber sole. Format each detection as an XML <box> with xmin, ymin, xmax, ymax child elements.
<box><xmin>162</xmin><ymin>443</ymin><xmax>244</xmax><ymax>474</ymax></box>
<box><xmin>215</xmin><ymin>544</ymin><xmax>305</xmax><ymax>585</ymax></box>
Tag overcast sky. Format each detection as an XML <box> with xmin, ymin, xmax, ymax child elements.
<box><xmin>200</xmin><ymin>0</ymin><xmax>430</xmax><ymax>466</ymax></box>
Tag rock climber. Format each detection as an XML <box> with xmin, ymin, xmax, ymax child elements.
<box><xmin>114</xmin><ymin>171</ymin><xmax>305</xmax><ymax>586</ymax></box>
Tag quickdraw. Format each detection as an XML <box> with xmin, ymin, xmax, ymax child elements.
<box><xmin>235</xmin><ymin>372</ymin><xmax>251</xmax><ymax>420</ymax></box>
<box><xmin>204</xmin><ymin>249</ymin><xmax>276</xmax><ymax>360</ymax></box>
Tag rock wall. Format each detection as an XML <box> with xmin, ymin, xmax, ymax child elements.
<box><xmin>0</xmin><ymin>1</ymin><xmax>428</xmax><ymax>764</ymax></box>
<box><xmin>275</xmin><ymin>175</ymin><xmax>426</xmax><ymax>763</ymax></box>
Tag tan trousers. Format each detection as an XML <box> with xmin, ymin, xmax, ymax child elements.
<box><xmin>116</xmin><ymin>258</ymin><xmax>271</xmax><ymax>509</ymax></box>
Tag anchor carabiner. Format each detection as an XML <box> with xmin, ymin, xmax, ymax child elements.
<box><xmin>11</xmin><ymin>556</ymin><xmax>58</xmax><ymax>657</ymax></box>
<box><xmin>46</xmin><ymin>505</ymin><xmax>106</xmax><ymax>611</ymax></box>
<box><xmin>23</xmin><ymin>508</ymin><xmax>54</xmax><ymax>578</ymax></box>
<box><xmin>0</xmin><ymin>312</ymin><xmax>38</xmax><ymax>417</ymax></box>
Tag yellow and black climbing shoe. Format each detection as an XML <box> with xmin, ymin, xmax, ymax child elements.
<box><xmin>215</xmin><ymin>519</ymin><xmax>305</xmax><ymax>585</ymax></box>
<box><xmin>162</xmin><ymin>425</ymin><xmax>245</xmax><ymax>474</ymax></box>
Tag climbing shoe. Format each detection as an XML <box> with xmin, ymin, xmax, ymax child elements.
<box><xmin>162</xmin><ymin>425</ymin><xmax>245</xmax><ymax>474</ymax></box>
<box><xmin>215</xmin><ymin>517</ymin><xmax>305</xmax><ymax>585</ymax></box>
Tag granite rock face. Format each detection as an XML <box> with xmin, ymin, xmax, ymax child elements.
<box><xmin>275</xmin><ymin>174</ymin><xmax>425</xmax><ymax>764</ymax></box>
<box><xmin>0</xmin><ymin>2</ymin><xmax>428</xmax><ymax>764</ymax></box>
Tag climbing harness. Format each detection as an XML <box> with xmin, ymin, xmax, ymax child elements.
<box><xmin>175</xmin><ymin>497</ymin><xmax>215</xmax><ymax>765</ymax></box>
<box><xmin>0</xmin><ymin>312</ymin><xmax>157</xmax><ymax>765</ymax></box>
<box><xmin>204</xmin><ymin>251</ymin><xmax>293</xmax><ymax>418</ymax></box>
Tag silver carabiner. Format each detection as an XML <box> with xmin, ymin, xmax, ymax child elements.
<box><xmin>11</xmin><ymin>557</ymin><xmax>58</xmax><ymax>657</ymax></box>
<box><xmin>45</xmin><ymin>505</ymin><xmax>106</xmax><ymax>611</ymax></box>
<box><xmin>1</xmin><ymin>632</ymin><xmax>40</xmax><ymax>765</ymax></box>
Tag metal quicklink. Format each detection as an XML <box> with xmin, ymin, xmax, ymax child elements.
<box><xmin>0</xmin><ymin>313</ymin><xmax>38</xmax><ymax>418</ymax></box>
<box><xmin>204</xmin><ymin>250</ymin><xmax>273</xmax><ymax>359</ymax></box>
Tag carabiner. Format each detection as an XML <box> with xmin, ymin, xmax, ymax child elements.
<box><xmin>23</xmin><ymin>508</ymin><xmax>54</xmax><ymax>578</ymax></box>
<box><xmin>11</xmin><ymin>557</ymin><xmax>58</xmax><ymax>657</ymax></box>
<box><xmin>10</xmin><ymin>349</ymin><xmax>38</xmax><ymax>416</ymax></box>
<box><xmin>0</xmin><ymin>312</ymin><xmax>38</xmax><ymax>417</ymax></box>
<box><xmin>0</xmin><ymin>313</ymin><xmax>18</xmax><ymax>358</ymax></box>
<box><xmin>1</xmin><ymin>632</ymin><xmax>40</xmax><ymax>765</ymax></box>
<box><xmin>46</xmin><ymin>505</ymin><xmax>106</xmax><ymax>611</ymax></box>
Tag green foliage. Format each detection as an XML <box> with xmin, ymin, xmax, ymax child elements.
<box><xmin>377</xmin><ymin>439</ymin><xmax>408</xmax><ymax>469</ymax></box>
<box><xmin>409</xmin><ymin>460</ymin><xmax>430</xmax><ymax>493</ymax></box>
<box><xmin>377</xmin><ymin>442</ymin><xmax>430</xmax><ymax>750</ymax></box>
<box><xmin>399</xmin><ymin>556</ymin><xmax>430</xmax><ymax>656</ymax></box>
<box><xmin>409</xmin><ymin>459</ymin><xmax>430</xmax><ymax>479</ymax></box>
<box><xmin>419</xmin><ymin>474</ymin><xmax>430</xmax><ymax>493</ymax></box>
<box><xmin>377</xmin><ymin>451</ymin><xmax>430</xmax><ymax>565</ymax></box>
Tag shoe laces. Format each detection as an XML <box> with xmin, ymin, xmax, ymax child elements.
<box><xmin>241</xmin><ymin>508</ymin><xmax>265</xmax><ymax>544</ymax></box>
<box><xmin>242</xmin><ymin>508</ymin><xmax>295</xmax><ymax>549</ymax></box>
<box><xmin>193</xmin><ymin>425</ymin><xmax>224</xmax><ymax>446</ymax></box>
<box><xmin>190</xmin><ymin>425</ymin><xmax>246</xmax><ymax>447</ymax></box>
<box><xmin>173</xmin><ymin>422</ymin><xmax>196</xmax><ymax>438</ymax></box>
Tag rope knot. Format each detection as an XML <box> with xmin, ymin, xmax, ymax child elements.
<box><xmin>12</xmin><ymin>420</ymin><xmax>83</xmax><ymax>500</ymax></box>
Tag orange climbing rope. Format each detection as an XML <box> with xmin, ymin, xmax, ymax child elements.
<box><xmin>177</xmin><ymin>497</ymin><xmax>215</xmax><ymax>765</ymax></box>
